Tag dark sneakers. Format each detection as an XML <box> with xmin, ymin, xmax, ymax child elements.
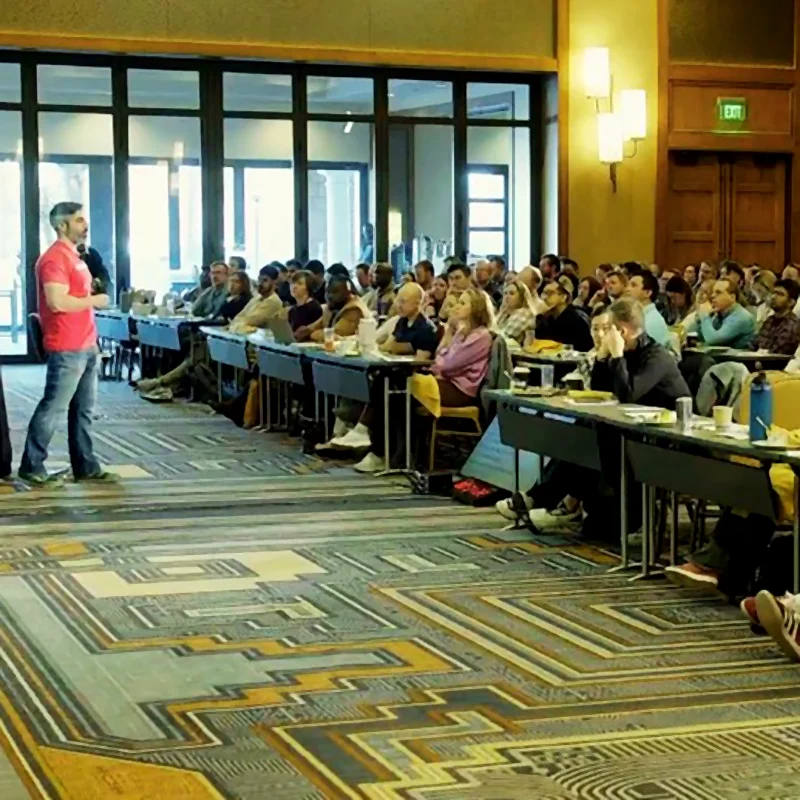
<box><xmin>756</xmin><ymin>590</ymin><xmax>800</xmax><ymax>662</ymax></box>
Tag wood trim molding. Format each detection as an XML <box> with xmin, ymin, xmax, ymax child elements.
<box><xmin>654</xmin><ymin>0</ymin><xmax>670</xmax><ymax>267</ymax></box>
<box><xmin>556</xmin><ymin>0</ymin><xmax>569</xmax><ymax>256</ymax></box>
<box><xmin>669</xmin><ymin>64</ymin><xmax>797</xmax><ymax>84</ymax></box>
<box><xmin>0</xmin><ymin>29</ymin><xmax>558</xmax><ymax>73</ymax></box>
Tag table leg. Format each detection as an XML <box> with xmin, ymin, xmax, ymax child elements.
<box><xmin>258</xmin><ymin>376</ymin><xmax>265</xmax><ymax>429</ymax></box>
<box><xmin>670</xmin><ymin>491</ymin><xmax>679</xmax><ymax>567</ymax></box>
<box><xmin>620</xmin><ymin>436</ymin><xmax>628</xmax><ymax>568</ymax></box>
<box><xmin>631</xmin><ymin>484</ymin><xmax>651</xmax><ymax>582</ymax></box>
<box><xmin>383</xmin><ymin>375</ymin><xmax>391</xmax><ymax>473</ymax></box>
<box><xmin>794</xmin><ymin>470</ymin><xmax>799</xmax><ymax>595</ymax></box>
<box><xmin>324</xmin><ymin>394</ymin><xmax>329</xmax><ymax>443</ymax></box>
<box><xmin>265</xmin><ymin>377</ymin><xmax>272</xmax><ymax>432</ymax></box>
<box><xmin>217</xmin><ymin>362</ymin><xmax>222</xmax><ymax>403</ymax></box>
<box><xmin>405</xmin><ymin>377</ymin><xmax>412</xmax><ymax>472</ymax></box>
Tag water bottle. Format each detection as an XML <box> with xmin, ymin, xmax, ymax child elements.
<box><xmin>749</xmin><ymin>371</ymin><xmax>773</xmax><ymax>442</ymax></box>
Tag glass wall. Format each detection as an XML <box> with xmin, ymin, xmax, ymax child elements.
<box><xmin>0</xmin><ymin>55</ymin><xmax>544</xmax><ymax>360</ymax></box>
<box><xmin>129</xmin><ymin>115</ymin><xmax>201</xmax><ymax>297</ymax></box>
<box><xmin>0</xmin><ymin>111</ymin><xmax>24</xmax><ymax>355</ymax></box>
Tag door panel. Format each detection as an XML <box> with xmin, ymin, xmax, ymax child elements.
<box><xmin>667</xmin><ymin>153</ymin><xmax>723</xmax><ymax>270</ymax></box>
<box><xmin>729</xmin><ymin>155</ymin><xmax>786</xmax><ymax>269</ymax></box>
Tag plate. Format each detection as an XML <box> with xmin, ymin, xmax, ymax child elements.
<box><xmin>751</xmin><ymin>440</ymin><xmax>800</xmax><ymax>450</ymax></box>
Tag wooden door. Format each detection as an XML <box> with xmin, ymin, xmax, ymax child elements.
<box><xmin>728</xmin><ymin>154</ymin><xmax>786</xmax><ymax>269</ymax></box>
<box><xmin>666</xmin><ymin>153</ymin><xmax>724</xmax><ymax>270</ymax></box>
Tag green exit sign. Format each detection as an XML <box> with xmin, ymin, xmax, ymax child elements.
<box><xmin>717</xmin><ymin>97</ymin><xmax>747</xmax><ymax>123</ymax></box>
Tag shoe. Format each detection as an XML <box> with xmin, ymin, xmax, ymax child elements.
<box><xmin>74</xmin><ymin>471</ymin><xmax>119</xmax><ymax>483</ymax></box>
<box><xmin>740</xmin><ymin>596</ymin><xmax>767</xmax><ymax>636</ymax></box>
<box><xmin>756</xmin><ymin>590</ymin><xmax>800</xmax><ymax>662</ymax></box>
<box><xmin>140</xmin><ymin>386</ymin><xmax>173</xmax><ymax>403</ymax></box>
<box><xmin>664</xmin><ymin>562</ymin><xmax>719</xmax><ymax>590</ymax></box>
<box><xmin>17</xmin><ymin>471</ymin><xmax>64</xmax><ymax>487</ymax></box>
<box><xmin>354</xmin><ymin>452</ymin><xmax>384</xmax><ymax>473</ymax></box>
<box><xmin>136</xmin><ymin>377</ymin><xmax>161</xmax><ymax>393</ymax></box>
<box><xmin>332</xmin><ymin>418</ymin><xmax>352</xmax><ymax>439</ymax></box>
<box><xmin>495</xmin><ymin>494</ymin><xmax>534</xmax><ymax>521</ymax></box>
<box><xmin>331</xmin><ymin>422</ymin><xmax>371</xmax><ymax>450</ymax></box>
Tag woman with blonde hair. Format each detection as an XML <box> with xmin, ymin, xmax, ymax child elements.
<box><xmin>496</xmin><ymin>278</ymin><xmax>538</xmax><ymax>344</ymax></box>
<box><xmin>432</xmin><ymin>287</ymin><xmax>494</xmax><ymax>407</ymax></box>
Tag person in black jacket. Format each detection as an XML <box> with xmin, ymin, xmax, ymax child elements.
<box><xmin>536</xmin><ymin>280</ymin><xmax>593</xmax><ymax>352</ymax></box>
<box><xmin>78</xmin><ymin>245</ymin><xmax>112</xmax><ymax>297</ymax></box>
<box><xmin>497</xmin><ymin>298</ymin><xmax>690</xmax><ymax>537</ymax></box>
<box><xmin>591</xmin><ymin>298</ymin><xmax>690</xmax><ymax>409</ymax></box>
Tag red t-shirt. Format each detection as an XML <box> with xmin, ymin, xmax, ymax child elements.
<box><xmin>37</xmin><ymin>240</ymin><xmax>96</xmax><ymax>353</ymax></box>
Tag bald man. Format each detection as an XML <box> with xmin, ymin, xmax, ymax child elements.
<box><xmin>380</xmin><ymin>282</ymin><xmax>439</xmax><ymax>359</ymax></box>
<box><xmin>517</xmin><ymin>265</ymin><xmax>548</xmax><ymax>315</ymax></box>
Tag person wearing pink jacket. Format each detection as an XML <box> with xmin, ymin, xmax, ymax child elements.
<box><xmin>432</xmin><ymin>287</ymin><xmax>494</xmax><ymax>406</ymax></box>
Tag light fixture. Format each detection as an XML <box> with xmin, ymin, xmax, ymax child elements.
<box><xmin>343</xmin><ymin>120</ymin><xmax>354</xmax><ymax>134</ymax></box>
<box><xmin>584</xmin><ymin>48</ymin><xmax>646</xmax><ymax>191</ymax></box>
<box><xmin>583</xmin><ymin>47</ymin><xmax>610</xmax><ymax>100</ymax></box>
<box><xmin>620</xmin><ymin>89</ymin><xmax>647</xmax><ymax>142</ymax></box>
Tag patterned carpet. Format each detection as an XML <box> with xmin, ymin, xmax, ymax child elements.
<box><xmin>2</xmin><ymin>366</ymin><xmax>800</xmax><ymax>799</ymax></box>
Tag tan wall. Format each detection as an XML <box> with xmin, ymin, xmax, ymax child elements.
<box><xmin>567</xmin><ymin>0</ymin><xmax>658</xmax><ymax>270</ymax></box>
<box><xmin>0</xmin><ymin>0</ymin><xmax>555</xmax><ymax>70</ymax></box>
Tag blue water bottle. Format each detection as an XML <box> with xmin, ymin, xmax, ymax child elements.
<box><xmin>749</xmin><ymin>371</ymin><xmax>773</xmax><ymax>442</ymax></box>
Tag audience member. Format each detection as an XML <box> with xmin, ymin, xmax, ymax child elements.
<box><xmin>475</xmin><ymin>260</ymin><xmax>503</xmax><ymax>306</ymax></box>
<box><xmin>783</xmin><ymin>264</ymin><xmax>799</xmax><ymax>282</ymax></box>
<box><xmin>288</xmin><ymin>271</ymin><xmax>323</xmax><ymax>337</ymax></box>
<box><xmin>276</xmin><ymin>263</ymin><xmax>293</xmax><ymax>304</ymax></box>
<box><xmin>626</xmin><ymin>271</ymin><xmax>671</xmax><ymax>348</ymax></box>
<box><xmin>424</xmin><ymin>276</ymin><xmax>449</xmax><ymax>320</ymax></box>
<box><xmin>414</xmin><ymin>260</ymin><xmax>435</xmax><ymax>292</ymax></box>
<box><xmin>496</xmin><ymin>279</ymin><xmax>538</xmax><ymax>344</ymax></box>
<box><xmin>183</xmin><ymin>265</ymin><xmax>211</xmax><ymax>304</ymax></box>
<box><xmin>755</xmin><ymin>279</ymin><xmax>800</xmax><ymax>355</ymax></box>
<box><xmin>683</xmin><ymin>263</ymin><xmax>698</xmax><ymax>287</ymax></box>
<box><xmin>400</xmin><ymin>271</ymin><xmax>416</xmax><ymax>284</ymax></box>
<box><xmin>620</xmin><ymin>261</ymin><xmax>643</xmax><ymax>279</ymax></box>
<box><xmin>439</xmin><ymin>262</ymin><xmax>472</xmax><ymax>321</ymax></box>
<box><xmin>557</xmin><ymin>272</ymin><xmax>579</xmax><ymax>302</ymax></box>
<box><xmin>575</xmin><ymin>276</ymin><xmax>601</xmax><ymax>310</ymax></box>
<box><xmin>517</xmin><ymin>266</ymin><xmax>548</xmax><ymax>315</ymax></box>
<box><xmin>720</xmin><ymin>260</ymin><xmax>755</xmax><ymax>305</ymax></box>
<box><xmin>698</xmin><ymin>261</ymin><xmax>718</xmax><ymax>285</ymax></box>
<box><xmin>217</xmin><ymin>271</ymin><xmax>252</xmax><ymax>323</ymax></box>
<box><xmin>539</xmin><ymin>253</ymin><xmax>561</xmax><ymax>281</ymax></box>
<box><xmin>752</xmin><ymin>270</ymin><xmax>777</xmax><ymax>328</ymax></box>
<box><xmin>663</xmin><ymin>276</ymin><xmax>693</xmax><ymax>325</ymax></box>
<box><xmin>305</xmin><ymin>260</ymin><xmax>327</xmax><ymax>304</ymax></box>
<box><xmin>327</xmin><ymin>263</ymin><xmax>351</xmax><ymax>281</ymax></box>
<box><xmin>79</xmin><ymin>245</ymin><xmax>111</xmax><ymax>296</ymax></box>
<box><xmin>595</xmin><ymin>263</ymin><xmax>614</xmax><ymax>286</ymax></box>
<box><xmin>489</xmin><ymin>256</ymin><xmax>506</xmax><ymax>289</ymax></box>
<box><xmin>305</xmin><ymin>275</ymin><xmax>371</xmax><ymax>342</ymax></box>
<box><xmin>536</xmin><ymin>280</ymin><xmax>593</xmax><ymax>351</ymax></box>
<box><xmin>560</xmin><ymin>257</ymin><xmax>579</xmax><ymax>276</ymax></box>
<box><xmin>227</xmin><ymin>265</ymin><xmax>283</xmax><ymax>335</ymax></box>
<box><xmin>590</xmin><ymin>269</ymin><xmax>627</xmax><ymax>315</ymax></box>
<box><xmin>229</xmin><ymin>255</ymin><xmax>247</xmax><ymax>272</ymax></box>
<box><xmin>364</xmin><ymin>263</ymin><xmax>396</xmax><ymax>317</ymax></box>
<box><xmin>192</xmin><ymin>261</ymin><xmax>230</xmax><ymax>318</ymax></box>
<box><xmin>432</xmin><ymin>287</ymin><xmax>494</xmax><ymax>406</ymax></box>
<box><xmin>686</xmin><ymin>277</ymin><xmax>755</xmax><ymax>349</ymax></box>
<box><xmin>355</xmin><ymin>263</ymin><xmax>372</xmax><ymax>293</ymax></box>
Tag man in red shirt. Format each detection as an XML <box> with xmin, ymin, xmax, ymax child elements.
<box><xmin>19</xmin><ymin>202</ymin><xmax>113</xmax><ymax>485</ymax></box>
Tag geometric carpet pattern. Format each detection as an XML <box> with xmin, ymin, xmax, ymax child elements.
<box><xmin>2</xmin><ymin>366</ymin><xmax>800</xmax><ymax>798</ymax></box>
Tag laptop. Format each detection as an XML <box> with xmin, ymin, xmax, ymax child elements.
<box><xmin>267</xmin><ymin>317</ymin><xmax>297</xmax><ymax>344</ymax></box>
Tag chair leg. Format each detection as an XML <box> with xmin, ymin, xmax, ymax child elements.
<box><xmin>428</xmin><ymin>420</ymin><xmax>437</xmax><ymax>473</ymax></box>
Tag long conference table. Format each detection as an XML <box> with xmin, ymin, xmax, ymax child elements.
<box><xmin>485</xmin><ymin>389</ymin><xmax>800</xmax><ymax>592</ymax></box>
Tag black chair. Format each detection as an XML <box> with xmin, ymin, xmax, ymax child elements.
<box><xmin>27</xmin><ymin>313</ymin><xmax>46</xmax><ymax>363</ymax></box>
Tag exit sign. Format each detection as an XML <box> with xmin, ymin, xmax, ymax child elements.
<box><xmin>717</xmin><ymin>97</ymin><xmax>747</xmax><ymax>123</ymax></box>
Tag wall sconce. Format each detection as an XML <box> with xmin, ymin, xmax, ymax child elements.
<box><xmin>584</xmin><ymin>48</ymin><xmax>646</xmax><ymax>192</ymax></box>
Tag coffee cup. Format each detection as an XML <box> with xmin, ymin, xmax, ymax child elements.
<box><xmin>712</xmin><ymin>405</ymin><xmax>733</xmax><ymax>430</ymax></box>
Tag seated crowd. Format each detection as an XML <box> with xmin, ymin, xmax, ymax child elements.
<box><xmin>130</xmin><ymin>252</ymin><xmax>800</xmax><ymax>664</ymax></box>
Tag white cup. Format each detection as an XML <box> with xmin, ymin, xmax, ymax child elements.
<box><xmin>712</xmin><ymin>405</ymin><xmax>733</xmax><ymax>430</ymax></box>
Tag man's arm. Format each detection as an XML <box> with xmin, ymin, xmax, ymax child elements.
<box><xmin>43</xmin><ymin>283</ymin><xmax>106</xmax><ymax>313</ymax></box>
<box><xmin>606</xmin><ymin>349</ymin><xmax>668</xmax><ymax>403</ymax></box>
<box><xmin>699</xmin><ymin>309</ymin><xmax>754</xmax><ymax>346</ymax></box>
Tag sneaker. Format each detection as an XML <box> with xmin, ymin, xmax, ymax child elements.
<box><xmin>756</xmin><ymin>590</ymin><xmax>800</xmax><ymax>662</ymax></box>
<box><xmin>74</xmin><ymin>471</ymin><xmax>119</xmax><ymax>483</ymax></box>
<box><xmin>664</xmin><ymin>562</ymin><xmax>719</xmax><ymax>590</ymax></box>
<box><xmin>332</xmin><ymin>418</ymin><xmax>352</xmax><ymax>439</ymax></box>
<box><xmin>17</xmin><ymin>471</ymin><xmax>64</xmax><ymax>487</ymax></box>
<box><xmin>495</xmin><ymin>494</ymin><xmax>534</xmax><ymax>521</ymax></box>
<box><xmin>331</xmin><ymin>422</ymin><xmax>371</xmax><ymax>450</ymax></box>
<box><xmin>354</xmin><ymin>452</ymin><xmax>384</xmax><ymax>473</ymax></box>
<box><xmin>740</xmin><ymin>596</ymin><xmax>766</xmax><ymax>636</ymax></box>
<box><xmin>136</xmin><ymin>377</ymin><xmax>161</xmax><ymax>393</ymax></box>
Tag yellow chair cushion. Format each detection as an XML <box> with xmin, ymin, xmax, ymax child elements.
<box><xmin>740</xmin><ymin>371</ymin><xmax>800</xmax><ymax>431</ymax></box>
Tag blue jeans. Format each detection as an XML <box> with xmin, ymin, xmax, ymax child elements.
<box><xmin>20</xmin><ymin>349</ymin><xmax>101</xmax><ymax>478</ymax></box>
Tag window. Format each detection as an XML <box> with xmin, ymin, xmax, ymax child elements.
<box><xmin>224</xmin><ymin>73</ymin><xmax>292</xmax><ymax>113</ymax></box>
<box><xmin>0</xmin><ymin>111</ymin><xmax>24</xmax><ymax>355</ymax></box>
<box><xmin>468</xmin><ymin>126</ymin><xmax>529</xmax><ymax>265</ymax></box>
<box><xmin>38</xmin><ymin>112</ymin><xmax>116</xmax><ymax>286</ymax></box>
<box><xmin>223</xmin><ymin>118</ymin><xmax>295</xmax><ymax>267</ymax></box>
<box><xmin>0</xmin><ymin>63</ymin><xmax>21</xmax><ymax>103</ymax></box>
<box><xmin>388</xmin><ymin>124</ymin><xmax>453</xmax><ymax>272</ymax></box>
<box><xmin>38</xmin><ymin>65</ymin><xmax>112</xmax><ymax>106</ymax></box>
<box><xmin>389</xmin><ymin>80</ymin><xmax>453</xmax><ymax>118</ymax></box>
<box><xmin>129</xmin><ymin>116</ymin><xmax>201</xmax><ymax>296</ymax></box>
<box><xmin>467</xmin><ymin>82</ymin><xmax>530</xmax><ymax>121</ymax></box>
<box><xmin>128</xmin><ymin>70</ymin><xmax>200</xmax><ymax>110</ymax></box>
<box><xmin>307</xmin><ymin>121</ymin><xmax>374</xmax><ymax>267</ymax></box>
<box><xmin>307</xmin><ymin>77</ymin><xmax>373</xmax><ymax>115</ymax></box>
<box><xmin>467</xmin><ymin>168</ymin><xmax>507</xmax><ymax>261</ymax></box>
